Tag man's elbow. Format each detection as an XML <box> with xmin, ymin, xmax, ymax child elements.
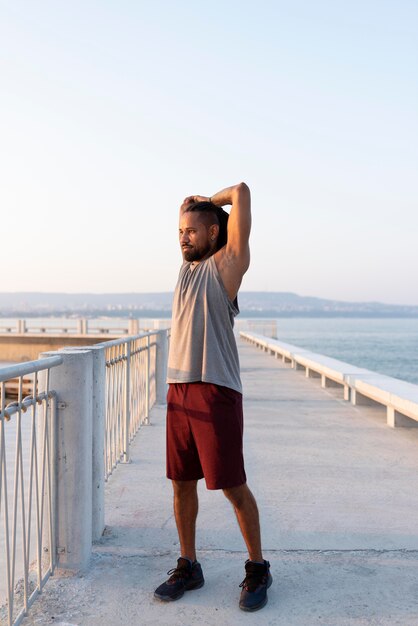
<box><xmin>233</xmin><ymin>182</ymin><xmax>250</xmax><ymax>204</ymax></box>
<box><xmin>236</xmin><ymin>182</ymin><xmax>250</xmax><ymax>195</ymax></box>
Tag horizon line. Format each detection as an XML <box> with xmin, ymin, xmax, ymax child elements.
<box><xmin>0</xmin><ymin>290</ymin><xmax>418</xmax><ymax>308</ymax></box>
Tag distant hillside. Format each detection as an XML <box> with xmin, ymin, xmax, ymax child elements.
<box><xmin>0</xmin><ymin>292</ymin><xmax>173</xmax><ymax>312</ymax></box>
<box><xmin>0</xmin><ymin>292</ymin><xmax>417</xmax><ymax>317</ymax></box>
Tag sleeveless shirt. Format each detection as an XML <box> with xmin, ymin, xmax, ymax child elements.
<box><xmin>167</xmin><ymin>254</ymin><xmax>242</xmax><ymax>394</ymax></box>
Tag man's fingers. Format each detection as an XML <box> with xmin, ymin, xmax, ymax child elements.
<box><xmin>180</xmin><ymin>197</ymin><xmax>195</xmax><ymax>214</ymax></box>
<box><xmin>182</xmin><ymin>194</ymin><xmax>210</xmax><ymax>206</ymax></box>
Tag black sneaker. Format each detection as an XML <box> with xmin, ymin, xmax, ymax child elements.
<box><xmin>154</xmin><ymin>557</ymin><xmax>205</xmax><ymax>602</ymax></box>
<box><xmin>239</xmin><ymin>559</ymin><xmax>272</xmax><ymax>612</ymax></box>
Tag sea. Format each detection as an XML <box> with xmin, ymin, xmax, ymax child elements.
<box><xmin>1</xmin><ymin>316</ymin><xmax>417</xmax><ymax>385</ymax></box>
<box><xmin>238</xmin><ymin>317</ymin><xmax>418</xmax><ymax>385</ymax></box>
<box><xmin>270</xmin><ymin>317</ymin><xmax>418</xmax><ymax>385</ymax></box>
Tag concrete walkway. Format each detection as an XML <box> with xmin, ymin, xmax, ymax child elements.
<box><xmin>22</xmin><ymin>339</ymin><xmax>418</xmax><ymax>625</ymax></box>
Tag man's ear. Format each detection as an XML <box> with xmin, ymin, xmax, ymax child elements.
<box><xmin>209</xmin><ymin>223</ymin><xmax>220</xmax><ymax>241</ymax></box>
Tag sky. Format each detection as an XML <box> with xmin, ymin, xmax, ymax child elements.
<box><xmin>1</xmin><ymin>1</ymin><xmax>417</xmax><ymax>305</ymax></box>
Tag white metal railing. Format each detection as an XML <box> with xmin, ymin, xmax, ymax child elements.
<box><xmin>1</xmin><ymin>317</ymin><xmax>272</xmax><ymax>337</ymax></box>
<box><xmin>0</xmin><ymin>318</ymin><xmax>171</xmax><ymax>336</ymax></box>
<box><xmin>0</xmin><ymin>356</ymin><xmax>63</xmax><ymax>626</ymax></box>
<box><xmin>99</xmin><ymin>332</ymin><xmax>158</xmax><ymax>480</ymax></box>
<box><xmin>234</xmin><ymin>318</ymin><xmax>278</xmax><ymax>338</ymax></box>
<box><xmin>0</xmin><ymin>327</ymin><xmax>169</xmax><ymax>625</ymax></box>
<box><xmin>240</xmin><ymin>331</ymin><xmax>418</xmax><ymax>428</ymax></box>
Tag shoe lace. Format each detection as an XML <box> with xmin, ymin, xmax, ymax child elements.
<box><xmin>166</xmin><ymin>564</ymin><xmax>191</xmax><ymax>583</ymax></box>
<box><xmin>239</xmin><ymin>568</ymin><xmax>267</xmax><ymax>592</ymax></box>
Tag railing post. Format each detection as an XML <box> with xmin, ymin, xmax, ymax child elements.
<box><xmin>39</xmin><ymin>349</ymin><xmax>93</xmax><ymax>571</ymax></box>
<box><xmin>155</xmin><ymin>329</ymin><xmax>168</xmax><ymax>404</ymax></box>
<box><xmin>90</xmin><ymin>346</ymin><xmax>105</xmax><ymax>539</ymax></box>
<box><xmin>60</xmin><ymin>345</ymin><xmax>106</xmax><ymax>541</ymax></box>
<box><xmin>128</xmin><ymin>319</ymin><xmax>139</xmax><ymax>335</ymax></box>
<box><xmin>17</xmin><ymin>319</ymin><xmax>26</xmax><ymax>333</ymax></box>
<box><xmin>77</xmin><ymin>318</ymin><xmax>88</xmax><ymax>335</ymax></box>
<box><xmin>123</xmin><ymin>342</ymin><xmax>131</xmax><ymax>462</ymax></box>
<box><xmin>145</xmin><ymin>335</ymin><xmax>150</xmax><ymax>424</ymax></box>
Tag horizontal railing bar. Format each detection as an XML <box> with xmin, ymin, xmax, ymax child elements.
<box><xmin>105</xmin><ymin>341</ymin><xmax>158</xmax><ymax>365</ymax></box>
<box><xmin>131</xmin><ymin>341</ymin><xmax>157</xmax><ymax>355</ymax></box>
<box><xmin>97</xmin><ymin>331</ymin><xmax>160</xmax><ymax>349</ymax></box>
<box><xmin>0</xmin><ymin>355</ymin><xmax>63</xmax><ymax>382</ymax></box>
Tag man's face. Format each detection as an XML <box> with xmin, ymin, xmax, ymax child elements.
<box><xmin>179</xmin><ymin>212</ymin><xmax>213</xmax><ymax>262</ymax></box>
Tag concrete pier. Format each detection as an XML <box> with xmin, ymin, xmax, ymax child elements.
<box><xmin>0</xmin><ymin>334</ymin><xmax>118</xmax><ymax>362</ymax></box>
<box><xmin>20</xmin><ymin>339</ymin><xmax>418</xmax><ymax>625</ymax></box>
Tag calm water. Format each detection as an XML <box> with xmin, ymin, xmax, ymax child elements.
<box><xmin>1</xmin><ymin>316</ymin><xmax>417</xmax><ymax>385</ymax></box>
<box><xmin>271</xmin><ymin>317</ymin><xmax>418</xmax><ymax>385</ymax></box>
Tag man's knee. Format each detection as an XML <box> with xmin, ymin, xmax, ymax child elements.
<box><xmin>223</xmin><ymin>482</ymin><xmax>249</xmax><ymax>508</ymax></box>
<box><xmin>172</xmin><ymin>479</ymin><xmax>198</xmax><ymax>496</ymax></box>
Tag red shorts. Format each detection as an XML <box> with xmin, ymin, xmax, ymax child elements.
<box><xmin>166</xmin><ymin>382</ymin><xmax>246</xmax><ymax>490</ymax></box>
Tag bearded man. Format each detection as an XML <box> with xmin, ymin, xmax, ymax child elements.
<box><xmin>154</xmin><ymin>182</ymin><xmax>272</xmax><ymax>612</ymax></box>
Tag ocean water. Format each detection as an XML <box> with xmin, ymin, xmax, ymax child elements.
<box><xmin>1</xmin><ymin>316</ymin><xmax>417</xmax><ymax>385</ymax></box>
<box><xmin>270</xmin><ymin>317</ymin><xmax>418</xmax><ymax>385</ymax></box>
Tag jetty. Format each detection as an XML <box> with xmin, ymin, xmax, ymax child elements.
<box><xmin>2</xmin><ymin>333</ymin><xmax>418</xmax><ymax>625</ymax></box>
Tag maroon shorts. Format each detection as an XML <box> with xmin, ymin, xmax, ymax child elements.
<box><xmin>166</xmin><ymin>382</ymin><xmax>246</xmax><ymax>490</ymax></box>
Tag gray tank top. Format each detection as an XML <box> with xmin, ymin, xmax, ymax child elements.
<box><xmin>167</xmin><ymin>255</ymin><xmax>242</xmax><ymax>394</ymax></box>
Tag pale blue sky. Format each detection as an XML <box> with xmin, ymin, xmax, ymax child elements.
<box><xmin>1</xmin><ymin>1</ymin><xmax>417</xmax><ymax>304</ymax></box>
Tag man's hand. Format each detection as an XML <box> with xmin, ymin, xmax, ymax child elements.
<box><xmin>180</xmin><ymin>195</ymin><xmax>210</xmax><ymax>214</ymax></box>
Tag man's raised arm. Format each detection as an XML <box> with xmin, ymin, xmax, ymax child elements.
<box><xmin>211</xmin><ymin>182</ymin><xmax>251</xmax><ymax>271</ymax></box>
<box><xmin>207</xmin><ymin>182</ymin><xmax>251</xmax><ymax>302</ymax></box>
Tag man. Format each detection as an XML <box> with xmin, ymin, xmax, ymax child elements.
<box><xmin>154</xmin><ymin>182</ymin><xmax>272</xmax><ymax>612</ymax></box>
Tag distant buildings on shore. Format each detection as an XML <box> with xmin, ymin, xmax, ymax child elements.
<box><xmin>0</xmin><ymin>292</ymin><xmax>417</xmax><ymax>318</ymax></box>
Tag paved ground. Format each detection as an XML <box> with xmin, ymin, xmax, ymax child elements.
<box><xmin>17</xmin><ymin>339</ymin><xmax>418</xmax><ymax>625</ymax></box>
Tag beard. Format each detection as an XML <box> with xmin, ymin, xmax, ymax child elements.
<box><xmin>182</xmin><ymin>242</ymin><xmax>211</xmax><ymax>262</ymax></box>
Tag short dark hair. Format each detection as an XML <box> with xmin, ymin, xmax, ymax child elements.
<box><xmin>184</xmin><ymin>201</ymin><xmax>229</xmax><ymax>251</ymax></box>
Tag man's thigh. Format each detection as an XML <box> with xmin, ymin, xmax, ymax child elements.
<box><xmin>166</xmin><ymin>383</ymin><xmax>204</xmax><ymax>482</ymax></box>
<box><xmin>185</xmin><ymin>382</ymin><xmax>247</xmax><ymax>490</ymax></box>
